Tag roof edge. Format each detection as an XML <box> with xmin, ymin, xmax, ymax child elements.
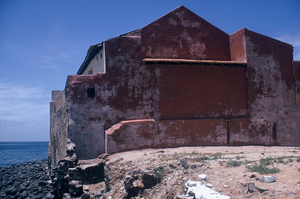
<box><xmin>77</xmin><ymin>43</ymin><xmax>103</xmax><ymax>75</ymax></box>
<box><xmin>142</xmin><ymin>58</ymin><xmax>247</xmax><ymax>66</ymax></box>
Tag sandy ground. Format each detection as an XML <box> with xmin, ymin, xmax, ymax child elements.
<box><xmin>85</xmin><ymin>146</ymin><xmax>300</xmax><ymax>198</ymax></box>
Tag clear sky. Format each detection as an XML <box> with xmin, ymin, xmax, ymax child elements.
<box><xmin>0</xmin><ymin>0</ymin><xmax>299</xmax><ymax>142</ymax></box>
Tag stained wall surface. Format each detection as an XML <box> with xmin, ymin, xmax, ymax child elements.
<box><xmin>141</xmin><ymin>6</ymin><xmax>230</xmax><ymax>61</ymax></box>
<box><xmin>49</xmin><ymin>6</ymin><xmax>300</xmax><ymax>167</ymax></box>
<box><xmin>152</xmin><ymin>64</ymin><xmax>248</xmax><ymax>120</ymax></box>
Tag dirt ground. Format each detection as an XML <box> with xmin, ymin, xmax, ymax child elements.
<box><xmin>85</xmin><ymin>146</ymin><xmax>300</xmax><ymax>199</ymax></box>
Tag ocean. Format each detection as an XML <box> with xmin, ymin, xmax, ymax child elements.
<box><xmin>0</xmin><ymin>142</ymin><xmax>49</xmax><ymax>167</ymax></box>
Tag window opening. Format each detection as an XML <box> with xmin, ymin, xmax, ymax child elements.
<box><xmin>88</xmin><ymin>67</ymin><xmax>93</xmax><ymax>75</ymax></box>
<box><xmin>87</xmin><ymin>88</ymin><xmax>95</xmax><ymax>98</ymax></box>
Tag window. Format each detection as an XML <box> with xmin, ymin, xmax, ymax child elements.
<box><xmin>87</xmin><ymin>88</ymin><xmax>95</xmax><ymax>98</ymax></box>
<box><xmin>88</xmin><ymin>67</ymin><xmax>93</xmax><ymax>75</ymax></box>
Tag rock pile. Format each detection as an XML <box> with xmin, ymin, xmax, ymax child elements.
<box><xmin>0</xmin><ymin>160</ymin><xmax>52</xmax><ymax>199</ymax></box>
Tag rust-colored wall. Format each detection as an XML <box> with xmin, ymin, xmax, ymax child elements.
<box><xmin>50</xmin><ymin>7</ymin><xmax>300</xmax><ymax>166</ymax></box>
<box><xmin>104</xmin><ymin>36</ymin><xmax>154</xmax><ymax>128</ymax></box>
<box><xmin>106</xmin><ymin>119</ymin><xmax>227</xmax><ymax>154</ymax></box>
<box><xmin>242</xmin><ymin>29</ymin><xmax>298</xmax><ymax>146</ymax></box>
<box><xmin>153</xmin><ymin>64</ymin><xmax>248</xmax><ymax>120</ymax></box>
<box><xmin>229</xmin><ymin>118</ymin><xmax>273</xmax><ymax>146</ymax></box>
<box><xmin>141</xmin><ymin>6</ymin><xmax>230</xmax><ymax>61</ymax></box>
<box><xmin>245</xmin><ymin>29</ymin><xmax>295</xmax><ymax>106</ymax></box>
<box><xmin>153</xmin><ymin>119</ymin><xmax>227</xmax><ymax>148</ymax></box>
<box><xmin>230</xmin><ymin>28</ymin><xmax>247</xmax><ymax>61</ymax></box>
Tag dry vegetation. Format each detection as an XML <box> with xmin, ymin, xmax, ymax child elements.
<box><xmin>84</xmin><ymin>146</ymin><xmax>300</xmax><ymax>199</ymax></box>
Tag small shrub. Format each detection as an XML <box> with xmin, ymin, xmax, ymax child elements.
<box><xmin>236</xmin><ymin>155</ymin><xmax>244</xmax><ymax>160</ymax></box>
<box><xmin>191</xmin><ymin>150</ymin><xmax>200</xmax><ymax>155</ymax></box>
<box><xmin>226</xmin><ymin>160</ymin><xmax>242</xmax><ymax>167</ymax></box>
<box><xmin>210</xmin><ymin>153</ymin><xmax>222</xmax><ymax>160</ymax></box>
<box><xmin>247</xmin><ymin>164</ymin><xmax>280</xmax><ymax>174</ymax></box>
<box><xmin>259</xmin><ymin>157</ymin><xmax>273</xmax><ymax>165</ymax></box>
<box><xmin>154</xmin><ymin>166</ymin><xmax>172</xmax><ymax>182</ymax></box>
<box><xmin>275</xmin><ymin>157</ymin><xmax>286</xmax><ymax>164</ymax></box>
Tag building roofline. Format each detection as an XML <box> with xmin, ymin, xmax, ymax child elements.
<box><xmin>77</xmin><ymin>43</ymin><xmax>103</xmax><ymax>75</ymax></box>
<box><xmin>142</xmin><ymin>58</ymin><xmax>247</xmax><ymax>66</ymax></box>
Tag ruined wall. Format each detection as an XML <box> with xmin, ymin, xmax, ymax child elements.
<box><xmin>49</xmin><ymin>101</ymin><xmax>69</xmax><ymax>168</ymax></box>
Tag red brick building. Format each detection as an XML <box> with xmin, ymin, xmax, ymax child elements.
<box><xmin>49</xmin><ymin>6</ymin><xmax>300</xmax><ymax>167</ymax></box>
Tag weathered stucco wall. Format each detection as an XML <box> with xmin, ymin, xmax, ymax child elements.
<box><xmin>141</xmin><ymin>6</ymin><xmax>230</xmax><ymax>61</ymax></box>
<box><xmin>49</xmin><ymin>6</ymin><xmax>300</xmax><ymax>167</ymax></box>
<box><xmin>228</xmin><ymin>29</ymin><xmax>300</xmax><ymax>146</ymax></box>
<box><xmin>106</xmin><ymin>119</ymin><xmax>227</xmax><ymax>154</ymax></box>
<box><xmin>65</xmin><ymin>74</ymin><xmax>107</xmax><ymax>160</ymax></box>
<box><xmin>152</xmin><ymin>64</ymin><xmax>248</xmax><ymax>120</ymax></box>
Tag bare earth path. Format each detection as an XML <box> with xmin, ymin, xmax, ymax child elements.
<box><xmin>85</xmin><ymin>146</ymin><xmax>300</xmax><ymax>198</ymax></box>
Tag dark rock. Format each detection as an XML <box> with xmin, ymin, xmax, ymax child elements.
<box><xmin>124</xmin><ymin>175</ymin><xmax>135</xmax><ymax>189</ymax></box>
<box><xmin>241</xmin><ymin>183</ymin><xmax>248</xmax><ymax>193</ymax></box>
<box><xmin>81</xmin><ymin>192</ymin><xmax>91</xmax><ymax>199</ymax></box>
<box><xmin>180</xmin><ymin>160</ymin><xmax>190</xmax><ymax>169</ymax></box>
<box><xmin>190</xmin><ymin>164</ymin><xmax>197</xmax><ymax>169</ymax></box>
<box><xmin>5</xmin><ymin>186</ymin><xmax>16</xmax><ymax>196</ymax></box>
<box><xmin>69</xmin><ymin>161</ymin><xmax>104</xmax><ymax>184</ymax></box>
<box><xmin>248</xmin><ymin>183</ymin><xmax>256</xmax><ymax>193</ymax></box>
<box><xmin>250</xmin><ymin>174</ymin><xmax>256</xmax><ymax>178</ymax></box>
<box><xmin>69</xmin><ymin>180</ymin><xmax>83</xmax><ymax>197</ymax></box>
<box><xmin>142</xmin><ymin>171</ymin><xmax>158</xmax><ymax>188</ymax></box>
<box><xmin>20</xmin><ymin>190</ymin><xmax>28</xmax><ymax>198</ymax></box>
<box><xmin>63</xmin><ymin>192</ymin><xmax>72</xmax><ymax>198</ymax></box>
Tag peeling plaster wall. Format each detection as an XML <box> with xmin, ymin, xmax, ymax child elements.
<box><xmin>65</xmin><ymin>74</ymin><xmax>106</xmax><ymax>160</ymax></box>
<box><xmin>103</xmin><ymin>35</ymin><xmax>154</xmax><ymax>128</ymax></box>
<box><xmin>106</xmin><ymin>119</ymin><xmax>227</xmax><ymax>154</ymax></box>
<box><xmin>241</xmin><ymin>29</ymin><xmax>299</xmax><ymax>146</ymax></box>
<box><xmin>50</xmin><ymin>6</ymin><xmax>300</xmax><ymax>165</ymax></box>
<box><xmin>141</xmin><ymin>6</ymin><xmax>230</xmax><ymax>60</ymax></box>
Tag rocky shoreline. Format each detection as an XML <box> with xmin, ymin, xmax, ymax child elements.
<box><xmin>1</xmin><ymin>146</ymin><xmax>300</xmax><ymax>199</ymax></box>
<box><xmin>0</xmin><ymin>159</ymin><xmax>53</xmax><ymax>199</ymax></box>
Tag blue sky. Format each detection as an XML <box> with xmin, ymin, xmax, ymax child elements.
<box><xmin>0</xmin><ymin>0</ymin><xmax>299</xmax><ymax>141</ymax></box>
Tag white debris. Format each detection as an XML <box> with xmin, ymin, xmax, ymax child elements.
<box><xmin>198</xmin><ymin>174</ymin><xmax>208</xmax><ymax>180</ymax></box>
<box><xmin>185</xmin><ymin>180</ymin><xmax>230</xmax><ymax>199</ymax></box>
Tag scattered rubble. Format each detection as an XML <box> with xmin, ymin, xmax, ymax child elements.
<box><xmin>1</xmin><ymin>146</ymin><xmax>300</xmax><ymax>198</ymax></box>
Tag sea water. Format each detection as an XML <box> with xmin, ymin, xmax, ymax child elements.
<box><xmin>0</xmin><ymin>142</ymin><xmax>49</xmax><ymax>167</ymax></box>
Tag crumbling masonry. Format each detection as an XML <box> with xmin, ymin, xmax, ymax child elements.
<box><xmin>49</xmin><ymin>6</ymin><xmax>300</xmax><ymax>168</ymax></box>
